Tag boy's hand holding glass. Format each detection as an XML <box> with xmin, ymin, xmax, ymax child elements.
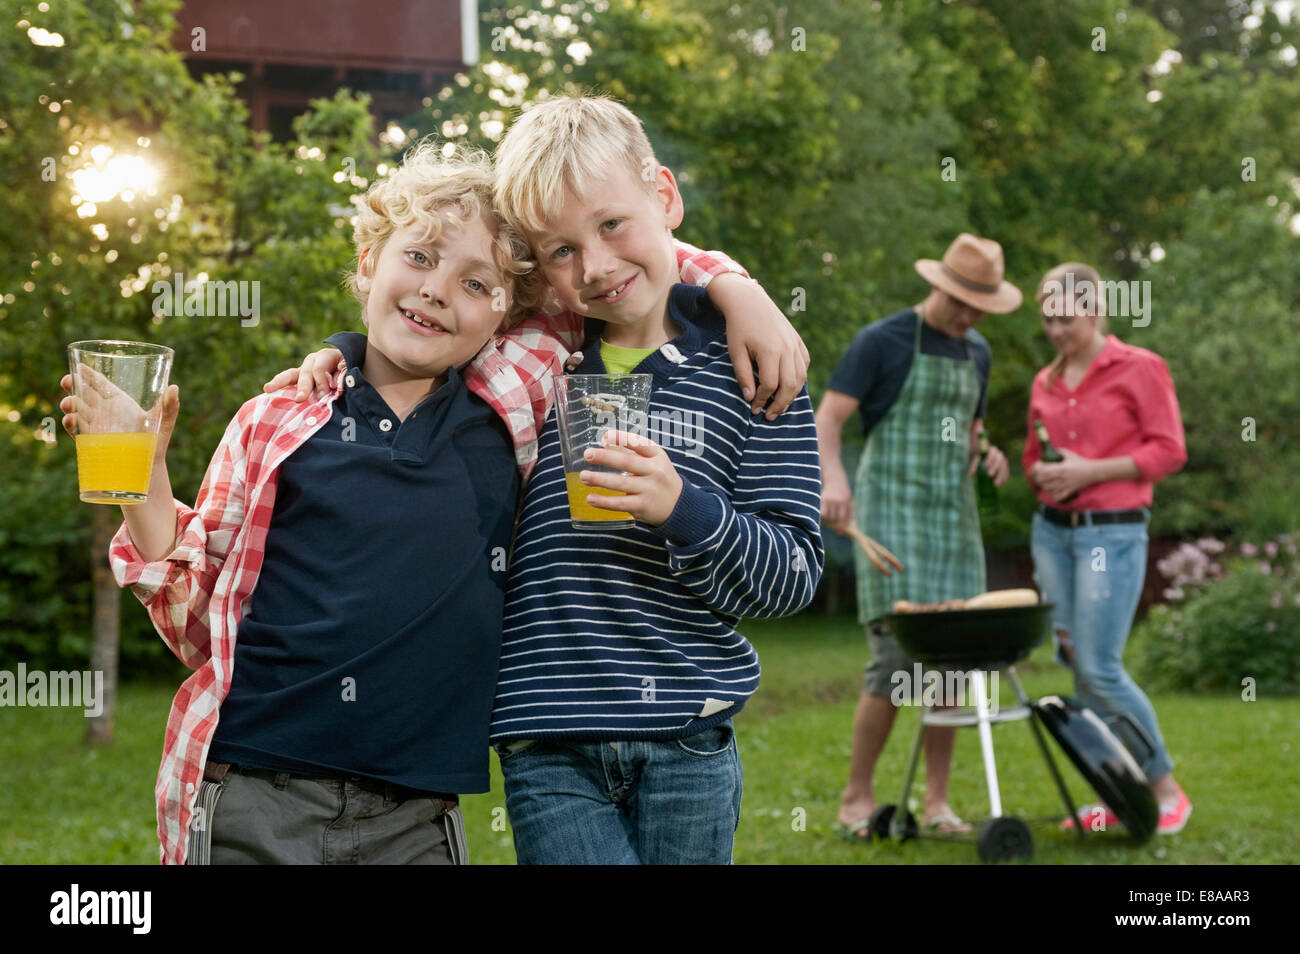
<box><xmin>61</xmin><ymin>341</ymin><xmax>178</xmax><ymax>505</ymax></box>
<box><xmin>580</xmin><ymin>430</ymin><xmax>683</xmax><ymax>528</ymax></box>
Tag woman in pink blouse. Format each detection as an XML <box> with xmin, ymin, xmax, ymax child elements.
<box><xmin>1023</xmin><ymin>262</ymin><xmax>1192</xmax><ymax>835</ymax></box>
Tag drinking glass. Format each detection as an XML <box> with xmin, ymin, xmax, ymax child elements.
<box><xmin>66</xmin><ymin>340</ymin><xmax>173</xmax><ymax>504</ymax></box>
<box><xmin>553</xmin><ymin>373</ymin><xmax>652</xmax><ymax>529</ymax></box>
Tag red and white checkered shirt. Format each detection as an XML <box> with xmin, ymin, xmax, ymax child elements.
<box><xmin>110</xmin><ymin>242</ymin><xmax>745</xmax><ymax>864</ymax></box>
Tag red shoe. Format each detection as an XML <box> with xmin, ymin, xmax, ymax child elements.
<box><xmin>1060</xmin><ymin>803</ymin><xmax>1122</xmax><ymax>831</ymax></box>
<box><xmin>1156</xmin><ymin>789</ymin><xmax>1192</xmax><ymax>835</ymax></box>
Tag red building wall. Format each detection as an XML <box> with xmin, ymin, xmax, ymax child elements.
<box><xmin>174</xmin><ymin>0</ymin><xmax>472</xmax><ymax>136</ymax></box>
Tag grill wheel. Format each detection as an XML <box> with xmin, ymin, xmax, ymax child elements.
<box><xmin>977</xmin><ymin>816</ymin><xmax>1034</xmax><ymax>862</ymax></box>
<box><xmin>867</xmin><ymin>804</ymin><xmax>918</xmax><ymax>843</ymax></box>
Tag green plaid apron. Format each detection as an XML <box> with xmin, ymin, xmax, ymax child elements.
<box><xmin>853</xmin><ymin>309</ymin><xmax>986</xmax><ymax>622</ymax></box>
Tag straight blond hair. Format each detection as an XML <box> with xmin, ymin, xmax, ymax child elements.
<box><xmin>1036</xmin><ymin>262</ymin><xmax>1109</xmax><ymax>380</ymax></box>
<box><xmin>493</xmin><ymin>94</ymin><xmax>659</xmax><ymax>237</ymax></box>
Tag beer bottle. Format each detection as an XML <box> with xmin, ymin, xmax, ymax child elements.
<box><xmin>1034</xmin><ymin>419</ymin><xmax>1075</xmax><ymax>502</ymax></box>
<box><xmin>977</xmin><ymin>428</ymin><xmax>998</xmax><ymax>517</ymax></box>
<box><xmin>1034</xmin><ymin>419</ymin><xmax>1063</xmax><ymax>462</ymax></box>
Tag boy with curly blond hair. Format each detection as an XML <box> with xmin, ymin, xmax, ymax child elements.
<box><xmin>69</xmin><ymin>145</ymin><xmax>546</xmax><ymax>864</ymax></box>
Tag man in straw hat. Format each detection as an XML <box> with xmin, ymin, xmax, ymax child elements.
<box><xmin>816</xmin><ymin>233</ymin><xmax>1021</xmax><ymax>839</ymax></box>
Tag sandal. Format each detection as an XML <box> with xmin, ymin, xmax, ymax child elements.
<box><xmin>923</xmin><ymin>810</ymin><xmax>973</xmax><ymax>834</ymax></box>
<box><xmin>832</xmin><ymin>817</ymin><xmax>873</xmax><ymax>842</ymax></box>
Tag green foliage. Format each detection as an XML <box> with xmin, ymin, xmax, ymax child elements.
<box><xmin>1132</xmin><ymin>553</ymin><xmax>1300</xmax><ymax>695</ymax></box>
<box><xmin>1135</xmin><ymin>0</ymin><xmax>1300</xmax><ymax>66</ymax></box>
<box><xmin>1132</xmin><ymin>190</ymin><xmax>1300</xmax><ymax>540</ymax></box>
<box><xmin>3</xmin><ymin>0</ymin><xmax>1298</xmax><ymax>669</ymax></box>
<box><xmin>418</xmin><ymin>0</ymin><xmax>1299</xmax><ymax>553</ymax></box>
<box><xmin>0</xmin><ymin>0</ymin><xmax>381</xmax><ymax>671</ymax></box>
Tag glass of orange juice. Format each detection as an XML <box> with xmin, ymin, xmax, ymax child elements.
<box><xmin>553</xmin><ymin>373</ymin><xmax>652</xmax><ymax>529</ymax></box>
<box><xmin>66</xmin><ymin>340</ymin><xmax>173</xmax><ymax>505</ymax></box>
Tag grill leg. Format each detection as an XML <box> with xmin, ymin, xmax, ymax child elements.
<box><xmin>971</xmin><ymin>669</ymin><xmax>1003</xmax><ymax>818</ymax></box>
<box><xmin>893</xmin><ymin>709</ymin><xmax>926</xmax><ymax>838</ymax></box>
<box><xmin>1006</xmin><ymin>667</ymin><xmax>1086</xmax><ymax>840</ymax></box>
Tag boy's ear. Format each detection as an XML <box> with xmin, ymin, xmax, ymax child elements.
<box><xmin>356</xmin><ymin>247</ymin><xmax>374</xmax><ymax>293</ymax></box>
<box><xmin>654</xmin><ymin>166</ymin><xmax>685</xmax><ymax>230</ymax></box>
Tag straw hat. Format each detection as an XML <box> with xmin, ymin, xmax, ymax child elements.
<box><xmin>914</xmin><ymin>233</ymin><xmax>1023</xmax><ymax>314</ymax></box>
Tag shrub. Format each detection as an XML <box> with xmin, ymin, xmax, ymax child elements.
<box><xmin>1131</xmin><ymin>535</ymin><xmax>1300</xmax><ymax>694</ymax></box>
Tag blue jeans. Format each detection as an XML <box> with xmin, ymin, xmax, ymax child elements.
<box><xmin>1030</xmin><ymin>511</ymin><xmax>1174</xmax><ymax>782</ymax></box>
<box><xmin>496</xmin><ymin>720</ymin><xmax>743</xmax><ymax>865</ymax></box>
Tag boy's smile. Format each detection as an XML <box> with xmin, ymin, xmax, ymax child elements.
<box><xmin>531</xmin><ymin>165</ymin><xmax>685</xmax><ymax>348</ymax></box>
<box><xmin>357</xmin><ymin>217</ymin><xmax>506</xmax><ymax>392</ymax></box>
<box><xmin>587</xmin><ymin>273</ymin><xmax>638</xmax><ymax>305</ymax></box>
<box><xmin>398</xmin><ymin>303</ymin><xmax>450</xmax><ymax>335</ymax></box>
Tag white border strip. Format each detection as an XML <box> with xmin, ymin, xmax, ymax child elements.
<box><xmin>461</xmin><ymin>0</ymin><xmax>480</xmax><ymax>67</ymax></box>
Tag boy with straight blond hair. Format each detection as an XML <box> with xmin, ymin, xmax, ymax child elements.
<box><xmin>487</xmin><ymin>94</ymin><xmax>824</xmax><ymax>865</ymax></box>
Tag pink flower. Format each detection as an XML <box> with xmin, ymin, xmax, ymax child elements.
<box><xmin>1159</xmin><ymin>544</ymin><xmax>1211</xmax><ymax>584</ymax></box>
<box><xmin>1265</xmin><ymin>621</ymin><xmax>1277</xmax><ymax>633</ymax></box>
<box><xmin>1242</xmin><ymin>542</ymin><xmax>1259</xmax><ymax>557</ymax></box>
<box><xmin>1163</xmin><ymin>587</ymin><xmax>1185</xmax><ymax>601</ymax></box>
<box><xmin>1209</xmin><ymin>563</ymin><xmax>1223</xmax><ymax>577</ymax></box>
<box><xmin>1265</xmin><ymin>542</ymin><xmax>1279</xmax><ymax>558</ymax></box>
<box><xmin>1196</xmin><ymin>537</ymin><xmax>1226</xmax><ymax>554</ymax></box>
<box><xmin>1260</xmin><ymin>562</ymin><xmax>1273</xmax><ymax>575</ymax></box>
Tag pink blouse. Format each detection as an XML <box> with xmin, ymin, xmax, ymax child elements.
<box><xmin>1023</xmin><ymin>335</ymin><xmax>1187</xmax><ymax>511</ymax></box>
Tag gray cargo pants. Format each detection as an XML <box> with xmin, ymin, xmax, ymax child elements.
<box><xmin>186</xmin><ymin>762</ymin><xmax>466</xmax><ymax>865</ymax></box>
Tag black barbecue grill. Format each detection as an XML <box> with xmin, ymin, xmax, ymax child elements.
<box><xmin>866</xmin><ymin>600</ymin><xmax>1158</xmax><ymax>862</ymax></box>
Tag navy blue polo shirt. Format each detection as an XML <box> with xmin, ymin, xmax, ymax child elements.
<box><xmin>828</xmin><ymin>308</ymin><xmax>991</xmax><ymax>437</ymax></box>
<box><xmin>208</xmin><ymin>331</ymin><xmax>519</xmax><ymax>794</ymax></box>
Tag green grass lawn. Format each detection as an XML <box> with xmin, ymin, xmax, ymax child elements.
<box><xmin>2</xmin><ymin>615</ymin><xmax>1295</xmax><ymax>864</ymax></box>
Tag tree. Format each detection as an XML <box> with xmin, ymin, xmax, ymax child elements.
<box><xmin>412</xmin><ymin>0</ymin><xmax>1298</xmax><ymax>555</ymax></box>
<box><xmin>1137</xmin><ymin>188</ymin><xmax>1300</xmax><ymax>539</ymax></box>
<box><xmin>1134</xmin><ymin>0</ymin><xmax>1300</xmax><ymax>67</ymax></box>
<box><xmin>0</xmin><ymin>0</ymin><xmax>380</xmax><ymax>737</ymax></box>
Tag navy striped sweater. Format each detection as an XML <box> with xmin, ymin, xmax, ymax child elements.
<box><xmin>489</xmin><ymin>284</ymin><xmax>824</xmax><ymax>742</ymax></box>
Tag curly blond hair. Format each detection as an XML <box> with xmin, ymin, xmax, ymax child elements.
<box><xmin>347</xmin><ymin>140</ymin><xmax>547</xmax><ymax>325</ymax></box>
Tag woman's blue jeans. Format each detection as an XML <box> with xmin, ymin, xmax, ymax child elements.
<box><xmin>1030</xmin><ymin>511</ymin><xmax>1174</xmax><ymax>782</ymax></box>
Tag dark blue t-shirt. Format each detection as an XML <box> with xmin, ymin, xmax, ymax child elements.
<box><xmin>827</xmin><ymin>308</ymin><xmax>991</xmax><ymax>437</ymax></box>
<box><xmin>208</xmin><ymin>331</ymin><xmax>519</xmax><ymax>795</ymax></box>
